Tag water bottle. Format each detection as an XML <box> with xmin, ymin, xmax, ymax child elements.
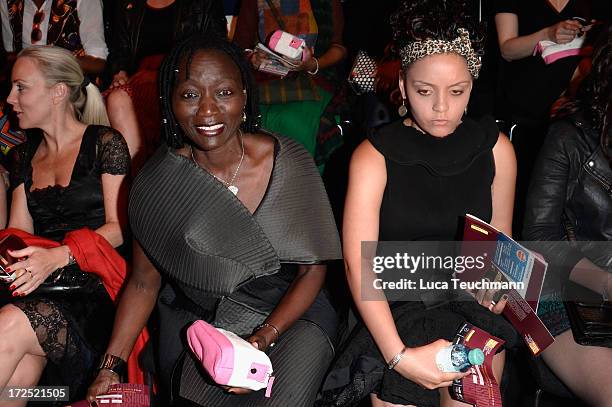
<box><xmin>435</xmin><ymin>343</ymin><xmax>485</xmax><ymax>372</ymax></box>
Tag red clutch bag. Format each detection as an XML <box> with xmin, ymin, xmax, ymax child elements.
<box><xmin>0</xmin><ymin>234</ymin><xmax>27</xmax><ymax>283</ymax></box>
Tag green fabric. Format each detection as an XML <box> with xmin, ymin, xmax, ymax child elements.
<box><xmin>259</xmin><ymin>87</ymin><xmax>333</xmax><ymax>171</ymax></box>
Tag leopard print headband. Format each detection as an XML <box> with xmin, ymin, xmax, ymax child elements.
<box><xmin>399</xmin><ymin>28</ymin><xmax>482</xmax><ymax>78</ymax></box>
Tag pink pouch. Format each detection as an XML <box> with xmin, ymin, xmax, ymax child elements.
<box><xmin>268</xmin><ymin>30</ymin><xmax>306</xmax><ymax>61</ymax></box>
<box><xmin>186</xmin><ymin>320</ymin><xmax>274</xmax><ymax>394</ymax></box>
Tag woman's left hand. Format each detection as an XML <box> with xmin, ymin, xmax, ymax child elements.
<box><xmin>220</xmin><ymin>329</ymin><xmax>276</xmax><ymax>395</ymax></box>
<box><xmin>6</xmin><ymin>246</ymin><xmax>68</xmax><ymax>296</ymax></box>
<box><xmin>473</xmin><ymin>288</ymin><xmax>508</xmax><ymax>315</ymax></box>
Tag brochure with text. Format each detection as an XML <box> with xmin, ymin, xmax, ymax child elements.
<box><xmin>459</xmin><ymin>214</ymin><xmax>554</xmax><ymax>356</ymax></box>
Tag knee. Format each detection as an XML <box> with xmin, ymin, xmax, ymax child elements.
<box><xmin>0</xmin><ymin>305</ymin><xmax>30</xmax><ymax>353</ymax></box>
<box><xmin>106</xmin><ymin>88</ymin><xmax>134</xmax><ymax>115</ymax></box>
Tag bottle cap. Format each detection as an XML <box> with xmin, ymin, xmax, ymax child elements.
<box><xmin>468</xmin><ymin>348</ymin><xmax>485</xmax><ymax>366</ymax></box>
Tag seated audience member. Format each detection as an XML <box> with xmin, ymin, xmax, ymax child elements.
<box><xmin>87</xmin><ymin>35</ymin><xmax>341</xmax><ymax>406</ymax></box>
<box><xmin>523</xmin><ymin>22</ymin><xmax>612</xmax><ymax>407</ymax></box>
<box><xmin>320</xmin><ymin>1</ymin><xmax>519</xmax><ymax>406</ymax></box>
<box><xmin>104</xmin><ymin>0</ymin><xmax>227</xmax><ymax>171</ymax></box>
<box><xmin>0</xmin><ymin>0</ymin><xmax>108</xmax><ymax>75</ymax></box>
<box><xmin>233</xmin><ymin>0</ymin><xmax>347</xmax><ymax>169</ymax></box>
<box><xmin>0</xmin><ymin>45</ymin><xmax>133</xmax><ymax>404</ymax></box>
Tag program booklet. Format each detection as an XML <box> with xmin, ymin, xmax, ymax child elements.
<box><xmin>458</xmin><ymin>214</ymin><xmax>554</xmax><ymax>356</ymax></box>
<box><xmin>450</xmin><ymin>322</ymin><xmax>504</xmax><ymax>407</ymax></box>
<box><xmin>66</xmin><ymin>384</ymin><xmax>150</xmax><ymax>407</ymax></box>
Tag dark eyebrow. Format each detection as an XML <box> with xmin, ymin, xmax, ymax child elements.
<box><xmin>413</xmin><ymin>80</ymin><xmax>471</xmax><ymax>87</ymax></box>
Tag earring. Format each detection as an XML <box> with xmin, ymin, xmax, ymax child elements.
<box><xmin>241</xmin><ymin>111</ymin><xmax>247</xmax><ymax>123</ymax></box>
<box><xmin>398</xmin><ymin>99</ymin><xmax>408</xmax><ymax>117</ymax></box>
<box><xmin>464</xmin><ymin>107</ymin><xmax>468</xmax><ymax>116</ymax></box>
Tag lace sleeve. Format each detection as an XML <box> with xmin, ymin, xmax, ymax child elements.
<box><xmin>7</xmin><ymin>143</ymin><xmax>28</xmax><ymax>191</ymax></box>
<box><xmin>96</xmin><ymin>127</ymin><xmax>131</xmax><ymax>175</ymax></box>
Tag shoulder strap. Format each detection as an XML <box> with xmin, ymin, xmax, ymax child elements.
<box><xmin>263</xmin><ymin>0</ymin><xmax>286</xmax><ymax>31</ymax></box>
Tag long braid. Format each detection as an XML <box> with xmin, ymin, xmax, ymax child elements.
<box><xmin>158</xmin><ymin>35</ymin><xmax>260</xmax><ymax>149</ymax></box>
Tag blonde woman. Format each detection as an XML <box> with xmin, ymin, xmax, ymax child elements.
<box><xmin>0</xmin><ymin>45</ymin><xmax>130</xmax><ymax>405</ymax></box>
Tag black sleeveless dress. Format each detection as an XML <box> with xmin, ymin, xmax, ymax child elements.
<box><xmin>320</xmin><ymin>117</ymin><xmax>519</xmax><ymax>407</ymax></box>
<box><xmin>3</xmin><ymin>126</ymin><xmax>130</xmax><ymax>401</ymax></box>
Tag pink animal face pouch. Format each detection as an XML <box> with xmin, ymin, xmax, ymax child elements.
<box><xmin>186</xmin><ymin>320</ymin><xmax>275</xmax><ymax>395</ymax></box>
<box><xmin>268</xmin><ymin>30</ymin><xmax>306</xmax><ymax>61</ymax></box>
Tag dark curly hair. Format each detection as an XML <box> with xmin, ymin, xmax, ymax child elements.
<box><xmin>158</xmin><ymin>34</ymin><xmax>260</xmax><ymax>148</ymax></box>
<box><xmin>558</xmin><ymin>22</ymin><xmax>611</xmax><ymax>167</ymax></box>
<box><xmin>390</xmin><ymin>0</ymin><xmax>485</xmax><ymax>60</ymax></box>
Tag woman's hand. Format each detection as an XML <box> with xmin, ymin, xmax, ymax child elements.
<box><xmin>87</xmin><ymin>369</ymin><xmax>120</xmax><ymax>404</ymax></box>
<box><xmin>7</xmin><ymin>246</ymin><xmax>69</xmax><ymax>296</ymax></box>
<box><xmin>547</xmin><ymin>20</ymin><xmax>582</xmax><ymax>44</ymax></box>
<box><xmin>394</xmin><ymin>340</ymin><xmax>469</xmax><ymax>389</ymax></box>
<box><xmin>109</xmin><ymin>71</ymin><xmax>129</xmax><ymax>89</ymax></box>
<box><xmin>220</xmin><ymin>339</ymin><xmax>263</xmax><ymax>395</ymax></box>
<box><xmin>280</xmin><ymin>47</ymin><xmax>318</xmax><ymax>73</ymax></box>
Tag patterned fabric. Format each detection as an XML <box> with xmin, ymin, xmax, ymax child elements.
<box><xmin>399</xmin><ymin>28</ymin><xmax>482</xmax><ymax>78</ymax></box>
<box><xmin>5</xmin><ymin>0</ymin><xmax>84</xmax><ymax>55</ymax></box>
<box><xmin>0</xmin><ymin>103</ymin><xmax>26</xmax><ymax>155</ymax></box>
<box><xmin>257</xmin><ymin>0</ymin><xmax>318</xmax><ymax>47</ymax></box>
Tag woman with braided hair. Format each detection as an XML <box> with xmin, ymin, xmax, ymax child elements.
<box><xmin>87</xmin><ymin>34</ymin><xmax>342</xmax><ymax>406</ymax></box>
<box><xmin>320</xmin><ymin>1</ymin><xmax>519</xmax><ymax>406</ymax></box>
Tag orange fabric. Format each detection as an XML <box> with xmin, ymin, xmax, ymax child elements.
<box><xmin>0</xmin><ymin>227</ymin><xmax>148</xmax><ymax>384</ymax></box>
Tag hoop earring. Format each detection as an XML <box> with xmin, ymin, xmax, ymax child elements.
<box><xmin>398</xmin><ymin>99</ymin><xmax>408</xmax><ymax>117</ymax></box>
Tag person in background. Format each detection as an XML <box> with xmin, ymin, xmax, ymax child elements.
<box><xmin>104</xmin><ymin>0</ymin><xmax>227</xmax><ymax>171</ymax></box>
<box><xmin>233</xmin><ymin>0</ymin><xmax>347</xmax><ymax>170</ymax></box>
<box><xmin>0</xmin><ymin>0</ymin><xmax>108</xmax><ymax>75</ymax></box>
<box><xmin>523</xmin><ymin>22</ymin><xmax>612</xmax><ymax>407</ymax></box>
<box><xmin>493</xmin><ymin>0</ymin><xmax>607</xmax><ymax>237</ymax></box>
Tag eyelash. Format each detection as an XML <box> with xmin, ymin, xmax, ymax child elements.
<box><xmin>181</xmin><ymin>89</ymin><xmax>233</xmax><ymax>99</ymax></box>
<box><xmin>416</xmin><ymin>89</ymin><xmax>464</xmax><ymax>96</ymax></box>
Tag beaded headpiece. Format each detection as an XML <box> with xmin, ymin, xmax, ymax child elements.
<box><xmin>399</xmin><ymin>28</ymin><xmax>482</xmax><ymax>78</ymax></box>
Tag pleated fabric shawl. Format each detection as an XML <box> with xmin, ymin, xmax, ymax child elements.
<box><xmin>128</xmin><ymin>132</ymin><xmax>342</xmax><ymax>297</ymax></box>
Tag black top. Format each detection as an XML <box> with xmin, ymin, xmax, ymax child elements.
<box><xmin>494</xmin><ymin>0</ymin><xmax>586</xmax><ymax>121</ymax></box>
<box><xmin>9</xmin><ymin>126</ymin><xmax>130</xmax><ymax>242</ymax></box>
<box><xmin>135</xmin><ymin>2</ymin><xmax>179</xmax><ymax>63</ymax></box>
<box><xmin>370</xmin><ymin>117</ymin><xmax>499</xmax><ymax>241</ymax></box>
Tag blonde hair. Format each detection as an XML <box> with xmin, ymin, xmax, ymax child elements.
<box><xmin>17</xmin><ymin>46</ymin><xmax>110</xmax><ymax>126</ymax></box>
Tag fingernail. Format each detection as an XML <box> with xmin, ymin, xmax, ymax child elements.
<box><xmin>5</xmin><ymin>267</ymin><xmax>11</xmax><ymax>272</ymax></box>
<box><xmin>12</xmin><ymin>291</ymin><xmax>19</xmax><ymax>297</ymax></box>
<box><xmin>502</xmin><ymin>294</ymin><xmax>508</xmax><ymax>301</ymax></box>
<box><xmin>20</xmin><ymin>293</ymin><xmax>25</xmax><ymax>297</ymax></box>
<box><xmin>9</xmin><ymin>285</ymin><xmax>15</xmax><ymax>290</ymax></box>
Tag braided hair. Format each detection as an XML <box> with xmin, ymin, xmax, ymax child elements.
<box><xmin>158</xmin><ymin>35</ymin><xmax>260</xmax><ymax>148</ymax></box>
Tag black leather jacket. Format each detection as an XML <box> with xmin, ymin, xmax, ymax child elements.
<box><xmin>108</xmin><ymin>0</ymin><xmax>227</xmax><ymax>75</ymax></box>
<box><xmin>524</xmin><ymin>112</ymin><xmax>612</xmax><ymax>282</ymax></box>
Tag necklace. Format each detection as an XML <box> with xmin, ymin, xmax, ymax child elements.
<box><xmin>191</xmin><ymin>130</ymin><xmax>245</xmax><ymax>195</ymax></box>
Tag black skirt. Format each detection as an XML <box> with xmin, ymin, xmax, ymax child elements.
<box><xmin>319</xmin><ymin>293</ymin><xmax>519</xmax><ymax>407</ymax></box>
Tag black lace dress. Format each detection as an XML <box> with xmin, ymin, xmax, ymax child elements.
<box><xmin>3</xmin><ymin>126</ymin><xmax>130</xmax><ymax>401</ymax></box>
